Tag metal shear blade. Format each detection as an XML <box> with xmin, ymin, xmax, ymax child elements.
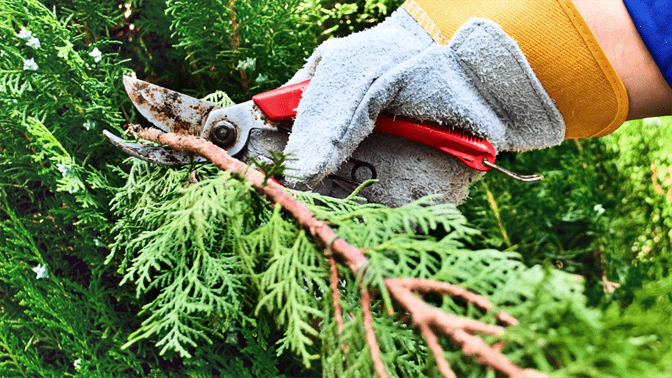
<box><xmin>122</xmin><ymin>76</ymin><xmax>220</xmax><ymax>135</ymax></box>
<box><xmin>106</xmin><ymin>76</ymin><xmax>282</xmax><ymax>165</ymax></box>
<box><xmin>102</xmin><ymin>130</ymin><xmax>206</xmax><ymax>165</ymax></box>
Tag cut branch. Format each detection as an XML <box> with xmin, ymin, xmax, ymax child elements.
<box><xmin>329</xmin><ymin>255</ymin><xmax>345</xmax><ymax>334</ymax></box>
<box><xmin>419</xmin><ymin>321</ymin><xmax>456</xmax><ymax>378</ymax></box>
<box><xmin>130</xmin><ymin>126</ymin><xmax>547</xmax><ymax>378</ymax></box>
<box><xmin>390</xmin><ymin>278</ymin><xmax>518</xmax><ymax>327</ymax></box>
<box><xmin>360</xmin><ymin>281</ymin><xmax>388</xmax><ymax>378</ymax></box>
<box><xmin>134</xmin><ymin>126</ymin><xmax>370</xmax><ymax>273</ymax></box>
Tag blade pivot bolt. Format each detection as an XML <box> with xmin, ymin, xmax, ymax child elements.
<box><xmin>210</xmin><ymin>121</ymin><xmax>237</xmax><ymax>148</ymax></box>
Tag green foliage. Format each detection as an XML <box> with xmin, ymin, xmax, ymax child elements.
<box><xmin>317</xmin><ymin>0</ymin><xmax>405</xmax><ymax>36</ymax></box>
<box><xmin>115</xmin><ymin>168</ymin><xmax>249</xmax><ymax>358</ymax></box>
<box><xmin>111</xmin><ymin>161</ymin><xmax>613</xmax><ymax>377</ymax></box>
<box><xmin>163</xmin><ymin>0</ymin><xmax>323</xmax><ymax>100</ymax></box>
<box><xmin>250</xmin><ymin>150</ymin><xmax>297</xmax><ymax>185</ymax></box>
<box><xmin>604</xmin><ymin>118</ymin><xmax>672</xmax><ymax>259</ymax></box>
<box><xmin>460</xmin><ymin>119</ymin><xmax>672</xmax><ymax>287</ymax></box>
<box><xmin>2</xmin><ymin>0</ymin><xmax>671</xmax><ymax>377</ymax></box>
<box><xmin>0</xmin><ymin>1</ymin><xmax>150</xmax><ymax>377</ymax></box>
<box><xmin>459</xmin><ymin>119</ymin><xmax>672</xmax><ymax>376</ymax></box>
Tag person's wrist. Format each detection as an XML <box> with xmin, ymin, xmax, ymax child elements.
<box><xmin>572</xmin><ymin>0</ymin><xmax>672</xmax><ymax>120</ymax></box>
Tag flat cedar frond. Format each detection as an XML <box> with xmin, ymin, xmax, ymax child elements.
<box><xmin>254</xmin><ymin>206</ymin><xmax>329</xmax><ymax>367</ymax></box>
<box><xmin>304</xmin><ymin>193</ymin><xmax>478</xmax><ymax>244</ymax></box>
<box><xmin>113</xmin><ymin>165</ymin><xmax>252</xmax><ymax>357</ymax></box>
<box><xmin>322</xmin><ymin>285</ymin><xmax>428</xmax><ymax>378</ymax></box>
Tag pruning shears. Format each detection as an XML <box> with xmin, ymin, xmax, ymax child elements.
<box><xmin>104</xmin><ymin>76</ymin><xmax>542</xmax><ymax>182</ymax></box>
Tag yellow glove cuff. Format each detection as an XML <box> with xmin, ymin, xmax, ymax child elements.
<box><xmin>402</xmin><ymin>0</ymin><xmax>628</xmax><ymax>139</ymax></box>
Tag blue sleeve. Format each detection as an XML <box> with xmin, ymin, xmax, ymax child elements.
<box><xmin>623</xmin><ymin>0</ymin><xmax>672</xmax><ymax>88</ymax></box>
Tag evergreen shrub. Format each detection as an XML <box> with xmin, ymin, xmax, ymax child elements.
<box><xmin>1</xmin><ymin>1</ymin><xmax>670</xmax><ymax>377</ymax></box>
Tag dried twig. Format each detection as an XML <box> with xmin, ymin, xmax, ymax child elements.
<box><xmin>131</xmin><ymin>126</ymin><xmax>547</xmax><ymax>378</ymax></box>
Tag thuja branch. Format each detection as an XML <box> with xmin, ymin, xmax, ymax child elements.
<box><xmin>130</xmin><ymin>125</ymin><xmax>368</xmax><ymax>273</ymax></box>
<box><xmin>361</xmin><ymin>281</ymin><xmax>388</xmax><ymax>378</ymax></box>
<box><xmin>328</xmin><ymin>256</ymin><xmax>345</xmax><ymax>335</ymax></box>
<box><xmin>130</xmin><ymin>126</ymin><xmax>547</xmax><ymax>378</ymax></box>
<box><xmin>385</xmin><ymin>279</ymin><xmax>544</xmax><ymax>378</ymax></box>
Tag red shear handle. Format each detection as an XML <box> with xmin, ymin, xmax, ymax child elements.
<box><xmin>252</xmin><ymin>79</ymin><xmax>495</xmax><ymax>171</ymax></box>
<box><xmin>252</xmin><ymin>80</ymin><xmax>309</xmax><ymax>122</ymax></box>
<box><xmin>375</xmin><ymin>115</ymin><xmax>494</xmax><ymax>171</ymax></box>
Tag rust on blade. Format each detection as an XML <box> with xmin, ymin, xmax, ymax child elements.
<box><xmin>102</xmin><ymin>130</ymin><xmax>206</xmax><ymax>165</ymax></box>
<box><xmin>123</xmin><ymin>76</ymin><xmax>221</xmax><ymax>136</ymax></box>
<box><xmin>199</xmin><ymin>100</ymin><xmax>282</xmax><ymax>156</ymax></box>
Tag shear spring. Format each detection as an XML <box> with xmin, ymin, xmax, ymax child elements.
<box><xmin>328</xmin><ymin>158</ymin><xmax>377</xmax><ymax>187</ymax></box>
<box><xmin>482</xmin><ymin>159</ymin><xmax>543</xmax><ymax>182</ymax></box>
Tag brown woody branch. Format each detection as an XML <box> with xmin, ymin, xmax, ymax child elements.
<box><xmin>361</xmin><ymin>281</ymin><xmax>388</xmax><ymax>378</ymax></box>
<box><xmin>130</xmin><ymin>126</ymin><xmax>547</xmax><ymax>378</ymax></box>
<box><xmin>328</xmin><ymin>255</ymin><xmax>345</xmax><ymax>334</ymax></box>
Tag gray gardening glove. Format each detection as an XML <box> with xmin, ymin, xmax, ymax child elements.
<box><xmin>281</xmin><ymin>9</ymin><xmax>565</xmax><ymax>205</ymax></box>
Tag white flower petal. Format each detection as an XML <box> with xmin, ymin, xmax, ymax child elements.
<box><xmin>56</xmin><ymin>164</ymin><xmax>74</xmax><ymax>178</ymax></box>
<box><xmin>17</xmin><ymin>27</ymin><xmax>32</xmax><ymax>39</ymax></box>
<box><xmin>593</xmin><ymin>204</ymin><xmax>605</xmax><ymax>215</ymax></box>
<box><xmin>83</xmin><ymin>120</ymin><xmax>96</xmax><ymax>130</ymax></box>
<box><xmin>27</xmin><ymin>37</ymin><xmax>41</xmax><ymax>49</ymax></box>
<box><xmin>32</xmin><ymin>264</ymin><xmax>48</xmax><ymax>279</ymax></box>
<box><xmin>23</xmin><ymin>58</ymin><xmax>38</xmax><ymax>71</ymax></box>
<box><xmin>89</xmin><ymin>47</ymin><xmax>102</xmax><ymax>63</ymax></box>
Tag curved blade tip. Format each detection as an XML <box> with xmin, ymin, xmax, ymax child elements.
<box><xmin>103</xmin><ymin>130</ymin><xmax>206</xmax><ymax>165</ymax></box>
